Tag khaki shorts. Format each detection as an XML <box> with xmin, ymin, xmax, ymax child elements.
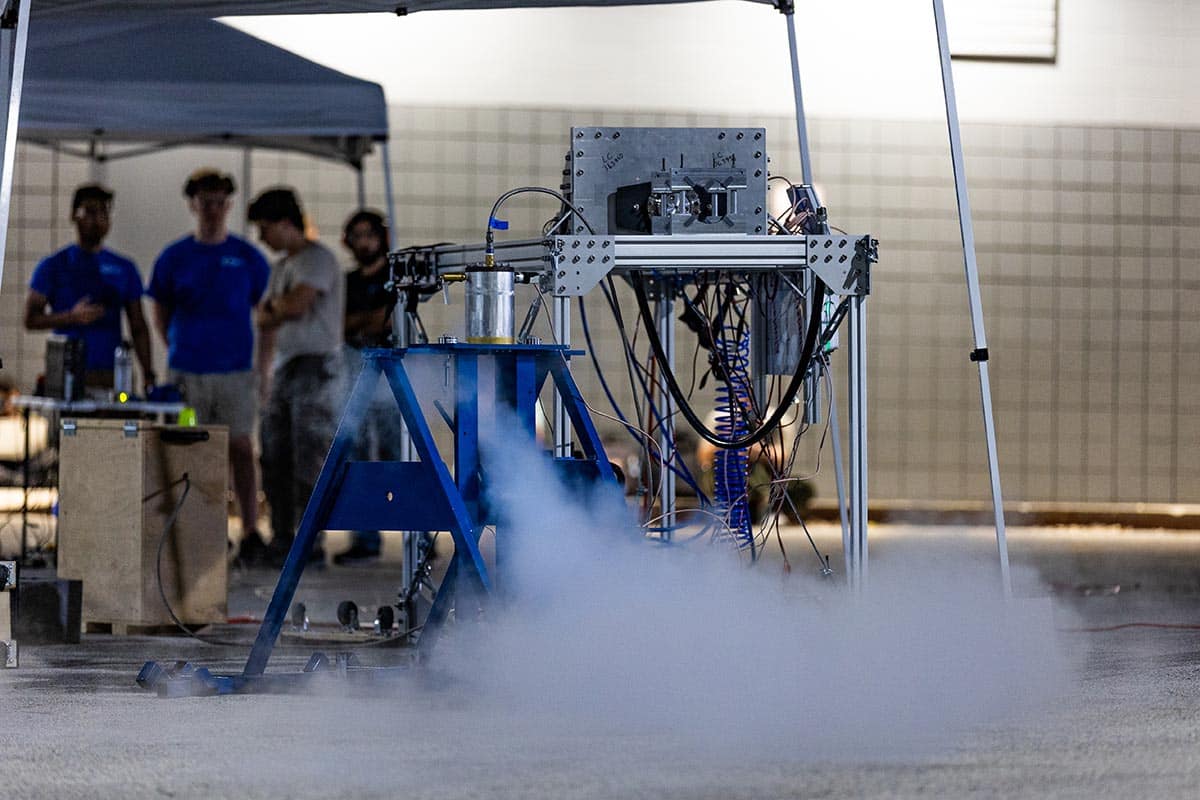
<box><xmin>170</xmin><ymin>369</ymin><xmax>257</xmax><ymax>439</ymax></box>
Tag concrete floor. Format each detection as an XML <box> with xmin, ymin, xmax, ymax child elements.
<box><xmin>2</xmin><ymin>523</ymin><xmax>1199</xmax><ymax>799</ymax></box>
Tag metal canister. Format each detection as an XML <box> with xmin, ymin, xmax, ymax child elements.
<box><xmin>464</xmin><ymin>265</ymin><xmax>515</xmax><ymax>344</ymax></box>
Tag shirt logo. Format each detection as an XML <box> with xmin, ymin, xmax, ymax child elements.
<box><xmin>220</xmin><ymin>257</ymin><xmax>244</xmax><ymax>268</ymax></box>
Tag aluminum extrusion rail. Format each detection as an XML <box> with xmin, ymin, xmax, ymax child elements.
<box><xmin>395</xmin><ymin>233</ymin><xmax>873</xmax><ymax>300</ymax></box>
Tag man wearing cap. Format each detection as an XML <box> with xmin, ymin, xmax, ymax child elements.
<box><xmin>24</xmin><ymin>184</ymin><xmax>155</xmax><ymax>392</ymax></box>
<box><xmin>249</xmin><ymin>187</ymin><xmax>344</xmax><ymax>567</ymax></box>
<box><xmin>148</xmin><ymin>169</ymin><xmax>272</xmax><ymax>563</ymax></box>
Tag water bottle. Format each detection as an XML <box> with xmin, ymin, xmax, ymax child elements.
<box><xmin>113</xmin><ymin>341</ymin><xmax>133</xmax><ymax>401</ymax></box>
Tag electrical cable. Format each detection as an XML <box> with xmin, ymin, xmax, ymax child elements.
<box><xmin>576</xmin><ymin>291</ymin><xmax>705</xmax><ymax>501</ymax></box>
<box><xmin>630</xmin><ymin>270</ymin><xmax>825</xmax><ymax>450</ymax></box>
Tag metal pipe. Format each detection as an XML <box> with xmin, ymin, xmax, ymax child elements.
<box><xmin>822</xmin><ymin>358</ymin><xmax>852</xmax><ymax>583</ymax></box>
<box><xmin>784</xmin><ymin>9</ymin><xmax>814</xmax><ymax>186</ymax></box>
<box><xmin>847</xmin><ymin>297</ymin><xmax>868</xmax><ymax>590</ymax></box>
<box><xmin>552</xmin><ymin>296</ymin><xmax>572</xmax><ymax>458</ymax></box>
<box><xmin>932</xmin><ymin>0</ymin><xmax>1011</xmax><ymax>597</ymax></box>
<box><xmin>655</xmin><ymin>288</ymin><xmax>677</xmax><ymax>541</ymax></box>
<box><xmin>0</xmin><ymin>0</ymin><xmax>33</xmax><ymax>290</ymax></box>
<box><xmin>240</xmin><ymin>147</ymin><xmax>252</xmax><ymax>236</ymax></box>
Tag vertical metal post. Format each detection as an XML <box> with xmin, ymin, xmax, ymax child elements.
<box><xmin>847</xmin><ymin>297</ymin><xmax>868</xmax><ymax>590</ymax></box>
<box><xmin>784</xmin><ymin>8</ymin><xmax>814</xmax><ymax>186</ymax></box>
<box><xmin>551</xmin><ymin>295</ymin><xmax>572</xmax><ymax>458</ymax></box>
<box><xmin>821</xmin><ymin>358</ymin><xmax>852</xmax><ymax>580</ymax></box>
<box><xmin>654</xmin><ymin>288</ymin><xmax>677</xmax><ymax>540</ymax></box>
<box><xmin>355</xmin><ymin>166</ymin><xmax>366</xmax><ymax>210</ymax></box>
<box><xmin>19</xmin><ymin>406</ymin><xmax>29</xmax><ymax>564</ymax></box>
<box><xmin>381</xmin><ymin>140</ymin><xmax>398</xmax><ymax>249</ymax></box>
<box><xmin>0</xmin><ymin>0</ymin><xmax>32</xmax><ymax>290</ymax></box>
<box><xmin>240</xmin><ymin>147</ymin><xmax>252</xmax><ymax>236</ymax></box>
<box><xmin>932</xmin><ymin>0</ymin><xmax>1011</xmax><ymax>597</ymax></box>
<box><xmin>379</xmin><ymin>139</ymin><xmax>422</xmax><ymax>603</ymax></box>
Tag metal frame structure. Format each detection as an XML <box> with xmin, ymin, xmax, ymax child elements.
<box><xmin>0</xmin><ymin>0</ymin><xmax>1010</xmax><ymax>594</ymax></box>
<box><xmin>140</xmin><ymin>343</ymin><xmax>615</xmax><ymax>695</ymax></box>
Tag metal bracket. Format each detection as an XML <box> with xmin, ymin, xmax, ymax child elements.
<box><xmin>123</xmin><ymin>420</ymin><xmax>139</xmax><ymax>438</ymax></box>
<box><xmin>550</xmin><ymin>236</ymin><xmax>614</xmax><ymax>297</ymax></box>
<box><xmin>806</xmin><ymin>234</ymin><xmax>875</xmax><ymax>296</ymax></box>
<box><xmin>61</xmin><ymin>419</ymin><xmax>77</xmax><ymax>436</ymax></box>
<box><xmin>0</xmin><ymin>561</ymin><xmax>14</xmax><ymax>590</ymax></box>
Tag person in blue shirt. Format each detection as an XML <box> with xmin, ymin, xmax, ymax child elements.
<box><xmin>23</xmin><ymin>184</ymin><xmax>155</xmax><ymax>391</ymax></box>
<box><xmin>148</xmin><ymin>169</ymin><xmax>271</xmax><ymax>565</ymax></box>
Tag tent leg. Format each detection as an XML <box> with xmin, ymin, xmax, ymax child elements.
<box><xmin>240</xmin><ymin>146</ymin><xmax>252</xmax><ymax>236</ymax></box>
<box><xmin>381</xmin><ymin>141</ymin><xmax>397</xmax><ymax>249</ymax></box>
<box><xmin>782</xmin><ymin>6</ymin><xmax>813</xmax><ymax>186</ymax></box>
<box><xmin>355</xmin><ymin>165</ymin><xmax>366</xmax><ymax>209</ymax></box>
<box><xmin>931</xmin><ymin>0</ymin><xmax>1011</xmax><ymax>598</ymax></box>
<box><xmin>0</xmin><ymin>0</ymin><xmax>33</xmax><ymax>292</ymax></box>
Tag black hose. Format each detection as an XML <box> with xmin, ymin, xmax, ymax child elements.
<box><xmin>629</xmin><ymin>272</ymin><xmax>826</xmax><ymax>450</ymax></box>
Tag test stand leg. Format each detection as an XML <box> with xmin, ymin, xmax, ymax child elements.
<box><xmin>847</xmin><ymin>297</ymin><xmax>868</xmax><ymax>590</ymax></box>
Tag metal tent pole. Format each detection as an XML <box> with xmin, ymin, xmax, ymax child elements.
<box><xmin>931</xmin><ymin>0</ymin><xmax>1012</xmax><ymax>597</ymax></box>
<box><xmin>240</xmin><ymin>146</ymin><xmax>251</xmax><ymax>236</ymax></box>
<box><xmin>0</xmin><ymin>0</ymin><xmax>32</xmax><ymax>291</ymax></box>
<box><xmin>783</xmin><ymin>5</ymin><xmax>813</xmax><ymax>186</ymax></box>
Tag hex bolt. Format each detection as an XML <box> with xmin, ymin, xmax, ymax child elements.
<box><xmin>572</xmin><ymin>255</ymin><xmax>581</xmax><ymax>263</ymax></box>
<box><xmin>754</xmin><ymin>132</ymin><xmax>762</xmax><ymax>140</ymax></box>
<box><xmin>612</xmin><ymin>131</ymin><xmax>621</xmax><ymax>139</ymax></box>
<box><xmin>736</xmin><ymin>132</ymin><xmax>744</xmax><ymax>140</ymax></box>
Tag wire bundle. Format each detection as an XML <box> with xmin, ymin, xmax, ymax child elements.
<box><xmin>712</xmin><ymin>327</ymin><xmax>753</xmax><ymax>550</ymax></box>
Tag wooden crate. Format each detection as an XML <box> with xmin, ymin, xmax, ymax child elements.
<box><xmin>57</xmin><ymin>420</ymin><xmax>228</xmax><ymax>629</ymax></box>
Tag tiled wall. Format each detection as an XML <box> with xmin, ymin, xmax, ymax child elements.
<box><xmin>3</xmin><ymin>105</ymin><xmax>1197</xmax><ymax>506</ymax></box>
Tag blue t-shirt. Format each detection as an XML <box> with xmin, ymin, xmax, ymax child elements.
<box><xmin>148</xmin><ymin>234</ymin><xmax>271</xmax><ymax>374</ymax></box>
<box><xmin>29</xmin><ymin>244</ymin><xmax>144</xmax><ymax>371</ymax></box>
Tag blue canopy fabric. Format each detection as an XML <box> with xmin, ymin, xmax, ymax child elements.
<box><xmin>29</xmin><ymin>1</ymin><xmax>774</xmax><ymax>17</ymax></box>
<box><xmin>21</xmin><ymin>14</ymin><xmax>388</xmax><ymax>166</ymax></box>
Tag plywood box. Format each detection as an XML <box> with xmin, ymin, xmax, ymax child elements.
<box><xmin>57</xmin><ymin>420</ymin><xmax>228</xmax><ymax>628</ymax></box>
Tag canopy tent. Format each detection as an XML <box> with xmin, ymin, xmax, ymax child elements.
<box><xmin>22</xmin><ymin>14</ymin><xmax>387</xmax><ymax>167</ymax></box>
<box><xmin>0</xmin><ymin>0</ymin><xmax>1007</xmax><ymax>588</ymax></box>
<box><xmin>28</xmin><ymin>0</ymin><xmax>774</xmax><ymax>14</ymax></box>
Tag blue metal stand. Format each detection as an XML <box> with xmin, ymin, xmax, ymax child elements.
<box><xmin>139</xmin><ymin>343</ymin><xmax>614</xmax><ymax>696</ymax></box>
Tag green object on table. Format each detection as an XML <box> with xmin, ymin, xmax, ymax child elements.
<box><xmin>178</xmin><ymin>406</ymin><xmax>197</xmax><ymax>427</ymax></box>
